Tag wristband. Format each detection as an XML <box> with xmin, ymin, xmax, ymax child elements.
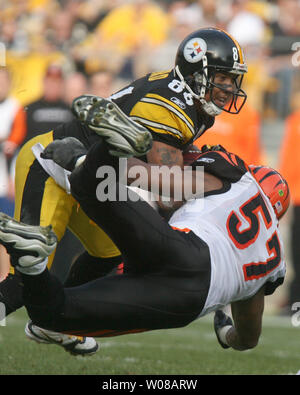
<box><xmin>218</xmin><ymin>325</ymin><xmax>232</xmax><ymax>346</ymax></box>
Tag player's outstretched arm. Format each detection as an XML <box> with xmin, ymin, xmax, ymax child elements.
<box><xmin>128</xmin><ymin>140</ymin><xmax>223</xmax><ymax>200</ymax></box>
<box><xmin>214</xmin><ymin>286</ymin><xmax>265</xmax><ymax>351</ymax></box>
<box><xmin>41</xmin><ymin>138</ymin><xmax>223</xmax><ymax>202</ymax></box>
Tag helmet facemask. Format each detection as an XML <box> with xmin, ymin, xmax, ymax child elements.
<box><xmin>175</xmin><ymin>57</ymin><xmax>247</xmax><ymax>117</ymax></box>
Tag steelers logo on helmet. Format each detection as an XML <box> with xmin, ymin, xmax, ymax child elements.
<box><xmin>183</xmin><ymin>38</ymin><xmax>207</xmax><ymax>63</ymax></box>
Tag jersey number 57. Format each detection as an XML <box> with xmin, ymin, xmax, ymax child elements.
<box><xmin>226</xmin><ymin>192</ymin><xmax>281</xmax><ymax>281</ymax></box>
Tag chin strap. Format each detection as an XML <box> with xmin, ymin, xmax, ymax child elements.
<box><xmin>174</xmin><ymin>63</ymin><xmax>223</xmax><ymax>117</ymax></box>
<box><xmin>199</xmin><ymin>99</ymin><xmax>222</xmax><ymax>116</ymax></box>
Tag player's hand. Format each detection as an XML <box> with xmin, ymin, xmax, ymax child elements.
<box><xmin>192</xmin><ymin>144</ymin><xmax>249</xmax><ymax>182</ymax></box>
<box><xmin>41</xmin><ymin>137</ymin><xmax>87</xmax><ymax>171</ymax></box>
<box><xmin>214</xmin><ymin>310</ymin><xmax>233</xmax><ymax>349</ymax></box>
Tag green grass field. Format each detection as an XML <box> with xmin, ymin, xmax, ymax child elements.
<box><xmin>0</xmin><ymin>308</ymin><xmax>300</xmax><ymax>375</ymax></box>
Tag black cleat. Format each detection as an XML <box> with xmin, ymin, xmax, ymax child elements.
<box><xmin>72</xmin><ymin>95</ymin><xmax>153</xmax><ymax>157</ymax></box>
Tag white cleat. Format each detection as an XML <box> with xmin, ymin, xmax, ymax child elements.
<box><xmin>25</xmin><ymin>320</ymin><xmax>99</xmax><ymax>356</ymax></box>
<box><xmin>72</xmin><ymin>95</ymin><xmax>153</xmax><ymax>157</ymax></box>
<box><xmin>0</xmin><ymin>213</ymin><xmax>57</xmax><ymax>272</ymax></box>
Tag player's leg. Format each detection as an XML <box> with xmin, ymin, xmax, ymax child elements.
<box><xmin>63</xmin><ymin>251</ymin><xmax>123</xmax><ymax>287</ymax></box>
<box><xmin>14</xmin><ymin>131</ymin><xmax>76</xmax><ymax>266</ymax></box>
<box><xmin>0</xmin><ymin>133</ymin><xmax>87</xmax><ymax>314</ymax></box>
<box><xmin>68</xmin><ymin>139</ymin><xmax>183</xmax><ymax>269</ymax></box>
<box><xmin>0</xmin><ymin>212</ymin><xmax>210</xmax><ymax>335</ymax></box>
<box><xmin>0</xmin><ymin>168</ymin><xmax>75</xmax><ymax>315</ymax></box>
<box><xmin>0</xmin><ymin>269</ymin><xmax>23</xmax><ymax>316</ymax></box>
<box><xmin>0</xmin><ymin>213</ymin><xmax>99</xmax><ymax>354</ymax></box>
<box><xmin>68</xmin><ymin>204</ymin><xmax>121</xmax><ymax>259</ymax></box>
<box><xmin>9</xmin><ymin>133</ymin><xmax>124</xmax><ymax>301</ymax></box>
<box><xmin>64</xmin><ymin>203</ymin><xmax>123</xmax><ymax>286</ymax></box>
<box><xmin>58</xmin><ymin>140</ymin><xmax>211</xmax><ymax>332</ymax></box>
<box><xmin>0</xmin><ymin>132</ymin><xmax>57</xmax><ymax>315</ymax></box>
<box><xmin>1</xmin><ymin>140</ymin><xmax>210</xmax><ymax>335</ymax></box>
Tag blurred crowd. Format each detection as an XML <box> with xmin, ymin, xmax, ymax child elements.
<box><xmin>1</xmin><ymin>0</ymin><xmax>300</xmax><ymax>113</ymax></box>
<box><xmin>1</xmin><ymin>0</ymin><xmax>300</xmax><ymax>313</ymax></box>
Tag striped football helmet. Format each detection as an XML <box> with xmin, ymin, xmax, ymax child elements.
<box><xmin>175</xmin><ymin>28</ymin><xmax>247</xmax><ymax>116</ymax></box>
<box><xmin>249</xmin><ymin>165</ymin><xmax>290</xmax><ymax>220</ymax></box>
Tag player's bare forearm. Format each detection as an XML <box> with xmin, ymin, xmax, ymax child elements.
<box><xmin>226</xmin><ymin>287</ymin><xmax>265</xmax><ymax>351</ymax></box>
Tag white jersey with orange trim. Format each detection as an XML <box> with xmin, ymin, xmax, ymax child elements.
<box><xmin>169</xmin><ymin>170</ymin><xmax>286</xmax><ymax>317</ymax></box>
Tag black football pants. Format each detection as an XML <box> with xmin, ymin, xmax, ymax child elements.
<box><xmin>22</xmin><ymin>141</ymin><xmax>211</xmax><ymax>336</ymax></box>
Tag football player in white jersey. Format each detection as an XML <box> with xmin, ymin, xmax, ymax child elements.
<box><xmin>0</xmin><ymin>133</ymin><xmax>290</xmax><ymax>351</ymax></box>
<box><xmin>0</xmin><ymin>26</ymin><xmax>246</xmax><ymax>319</ymax></box>
<box><xmin>0</xmin><ymin>27</ymin><xmax>247</xmax><ymax>354</ymax></box>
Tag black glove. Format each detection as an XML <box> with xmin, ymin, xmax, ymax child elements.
<box><xmin>192</xmin><ymin>145</ymin><xmax>249</xmax><ymax>183</ymax></box>
<box><xmin>40</xmin><ymin>137</ymin><xmax>87</xmax><ymax>171</ymax></box>
<box><xmin>214</xmin><ymin>310</ymin><xmax>233</xmax><ymax>349</ymax></box>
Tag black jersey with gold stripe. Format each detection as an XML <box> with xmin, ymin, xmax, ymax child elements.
<box><xmin>110</xmin><ymin>70</ymin><xmax>215</xmax><ymax>149</ymax></box>
<box><xmin>51</xmin><ymin>70</ymin><xmax>214</xmax><ymax>151</ymax></box>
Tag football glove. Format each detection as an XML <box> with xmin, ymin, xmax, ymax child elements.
<box><xmin>214</xmin><ymin>309</ymin><xmax>233</xmax><ymax>349</ymax></box>
<box><xmin>192</xmin><ymin>146</ymin><xmax>249</xmax><ymax>183</ymax></box>
<box><xmin>40</xmin><ymin>137</ymin><xmax>87</xmax><ymax>171</ymax></box>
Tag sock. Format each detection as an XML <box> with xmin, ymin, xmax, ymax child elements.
<box><xmin>0</xmin><ymin>272</ymin><xmax>24</xmax><ymax>315</ymax></box>
<box><xmin>21</xmin><ymin>268</ymin><xmax>65</xmax><ymax>328</ymax></box>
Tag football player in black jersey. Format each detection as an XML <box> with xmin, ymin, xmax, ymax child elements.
<box><xmin>0</xmin><ymin>28</ymin><xmax>247</xmax><ymax>353</ymax></box>
<box><xmin>0</xmin><ymin>138</ymin><xmax>289</xmax><ymax>352</ymax></box>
